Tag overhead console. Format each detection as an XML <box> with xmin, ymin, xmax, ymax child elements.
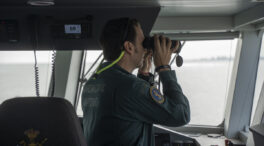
<box><xmin>50</xmin><ymin>16</ymin><xmax>93</xmax><ymax>40</ymax></box>
<box><xmin>0</xmin><ymin>6</ymin><xmax>160</xmax><ymax>50</ymax></box>
<box><xmin>0</xmin><ymin>20</ymin><xmax>19</xmax><ymax>43</ymax></box>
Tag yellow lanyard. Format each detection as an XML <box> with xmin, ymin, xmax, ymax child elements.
<box><xmin>95</xmin><ymin>51</ymin><xmax>125</xmax><ymax>75</ymax></box>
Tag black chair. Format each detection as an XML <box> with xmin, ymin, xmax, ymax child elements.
<box><xmin>0</xmin><ymin>97</ymin><xmax>87</xmax><ymax>146</ymax></box>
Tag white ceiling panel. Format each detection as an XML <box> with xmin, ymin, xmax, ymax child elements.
<box><xmin>158</xmin><ymin>0</ymin><xmax>258</xmax><ymax>16</ymax></box>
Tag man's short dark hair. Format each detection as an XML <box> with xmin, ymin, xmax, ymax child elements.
<box><xmin>100</xmin><ymin>17</ymin><xmax>139</xmax><ymax>61</ymax></box>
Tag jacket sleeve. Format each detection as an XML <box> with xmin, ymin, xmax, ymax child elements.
<box><xmin>116</xmin><ymin>70</ymin><xmax>190</xmax><ymax>127</ymax></box>
<box><xmin>137</xmin><ymin>73</ymin><xmax>155</xmax><ymax>86</ymax></box>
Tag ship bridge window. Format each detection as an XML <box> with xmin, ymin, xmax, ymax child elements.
<box><xmin>0</xmin><ymin>51</ymin><xmax>53</xmax><ymax>104</ymax></box>
<box><xmin>77</xmin><ymin>39</ymin><xmax>237</xmax><ymax>127</ymax></box>
<box><xmin>251</xmin><ymin>34</ymin><xmax>264</xmax><ymax>124</ymax></box>
<box><xmin>170</xmin><ymin>39</ymin><xmax>237</xmax><ymax>126</ymax></box>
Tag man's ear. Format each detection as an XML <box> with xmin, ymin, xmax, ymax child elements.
<box><xmin>123</xmin><ymin>41</ymin><xmax>134</xmax><ymax>55</ymax></box>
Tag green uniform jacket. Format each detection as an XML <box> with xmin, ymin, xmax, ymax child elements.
<box><xmin>82</xmin><ymin>62</ymin><xmax>190</xmax><ymax>146</ymax></box>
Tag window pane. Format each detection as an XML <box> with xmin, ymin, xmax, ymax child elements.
<box><xmin>0</xmin><ymin>51</ymin><xmax>53</xmax><ymax>103</ymax></box>
<box><xmin>76</xmin><ymin>39</ymin><xmax>238</xmax><ymax>126</ymax></box>
<box><xmin>83</xmin><ymin>51</ymin><xmax>103</xmax><ymax>79</ymax></box>
<box><xmin>172</xmin><ymin>40</ymin><xmax>237</xmax><ymax>126</ymax></box>
<box><xmin>251</xmin><ymin>34</ymin><xmax>264</xmax><ymax>124</ymax></box>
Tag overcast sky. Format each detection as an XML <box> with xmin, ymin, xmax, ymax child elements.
<box><xmin>0</xmin><ymin>39</ymin><xmax>238</xmax><ymax>63</ymax></box>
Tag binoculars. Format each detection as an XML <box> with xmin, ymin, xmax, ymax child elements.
<box><xmin>143</xmin><ymin>36</ymin><xmax>183</xmax><ymax>67</ymax></box>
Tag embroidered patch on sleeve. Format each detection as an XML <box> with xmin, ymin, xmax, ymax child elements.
<box><xmin>150</xmin><ymin>86</ymin><xmax>164</xmax><ymax>104</ymax></box>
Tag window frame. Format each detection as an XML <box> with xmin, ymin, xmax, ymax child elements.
<box><xmin>74</xmin><ymin>32</ymin><xmax>240</xmax><ymax>134</ymax></box>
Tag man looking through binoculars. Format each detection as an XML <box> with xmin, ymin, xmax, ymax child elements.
<box><xmin>82</xmin><ymin>17</ymin><xmax>190</xmax><ymax>146</ymax></box>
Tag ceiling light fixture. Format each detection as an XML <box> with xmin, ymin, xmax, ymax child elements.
<box><xmin>27</xmin><ymin>0</ymin><xmax>55</xmax><ymax>6</ymax></box>
<box><xmin>251</xmin><ymin>0</ymin><xmax>264</xmax><ymax>2</ymax></box>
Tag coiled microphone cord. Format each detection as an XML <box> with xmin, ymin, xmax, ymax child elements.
<box><xmin>34</xmin><ymin>50</ymin><xmax>40</xmax><ymax>97</ymax></box>
<box><xmin>50</xmin><ymin>50</ymin><xmax>56</xmax><ymax>97</ymax></box>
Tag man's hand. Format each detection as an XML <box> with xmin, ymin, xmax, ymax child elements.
<box><xmin>139</xmin><ymin>50</ymin><xmax>152</xmax><ymax>73</ymax></box>
<box><xmin>153</xmin><ymin>35</ymin><xmax>176</xmax><ymax>68</ymax></box>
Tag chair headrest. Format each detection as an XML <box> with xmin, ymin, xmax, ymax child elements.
<box><xmin>0</xmin><ymin>97</ymin><xmax>87</xmax><ymax>146</ymax></box>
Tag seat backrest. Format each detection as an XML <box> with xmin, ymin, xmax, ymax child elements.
<box><xmin>0</xmin><ymin>97</ymin><xmax>87</xmax><ymax>146</ymax></box>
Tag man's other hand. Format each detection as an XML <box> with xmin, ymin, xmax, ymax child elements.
<box><xmin>139</xmin><ymin>50</ymin><xmax>152</xmax><ymax>73</ymax></box>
